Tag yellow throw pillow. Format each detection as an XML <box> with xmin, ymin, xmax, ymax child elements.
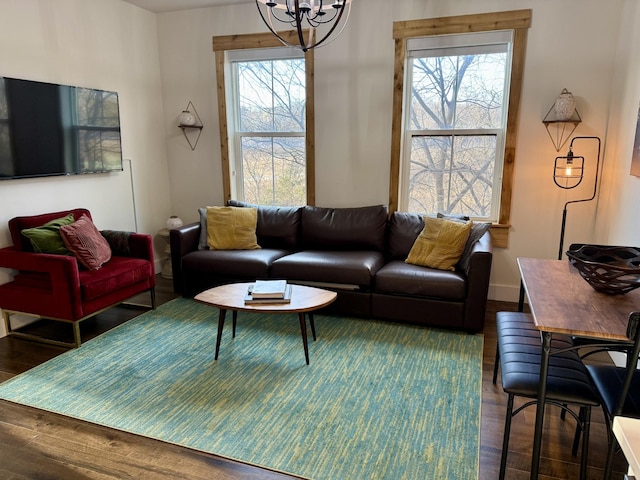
<box><xmin>406</xmin><ymin>217</ymin><xmax>473</xmax><ymax>271</ymax></box>
<box><xmin>206</xmin><ymin>206</ymin><xmax>260</xmax><ymax>250</ymax></box>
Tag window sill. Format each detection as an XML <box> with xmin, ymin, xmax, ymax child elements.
<box><xmin>490</xmin><ymin>223</ymin><xmax>510</xmax><ymax>248</ymax></box>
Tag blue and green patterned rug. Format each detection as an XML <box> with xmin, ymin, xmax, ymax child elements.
<box><xmin>0</xmin><ymin>298</ymin><xmax>483</xmax><ymax>479</ymax></box>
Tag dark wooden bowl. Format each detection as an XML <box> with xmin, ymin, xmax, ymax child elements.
<box><xmin>566</xmin><ymin>244</ymin><xmax>640</xmax><ymax>295</ymax></box>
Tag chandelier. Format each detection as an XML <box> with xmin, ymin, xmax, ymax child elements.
<box><xmin>255</xmin><ymin>0</ymin><xmax>352</xmax><ymax>52</ymax></box>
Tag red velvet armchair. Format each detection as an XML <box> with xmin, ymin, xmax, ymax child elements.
<box><xmin>0</xmin><ymin>208</ymin><xmax>156</xmax><ymax>347</ymax></box>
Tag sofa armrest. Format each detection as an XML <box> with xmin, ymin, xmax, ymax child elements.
<box><xmin>462</xmin><ymin>231</ymin><xmax>493</xmax><ymax>332</ymax></box>
<box><xmin>169</xmin><ymin>222</ymin><xmax>200</xmax><ymax>294</ymax></box>
<box><xmin>0</xmin><ymin>246</ymin><xmax>83</xmax><ymax>319</ymax></box>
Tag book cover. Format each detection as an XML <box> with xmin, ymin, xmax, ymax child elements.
<box><xmin>245</xmin><ymin>284</ymin><xmax>292</xmax><ymax>305</ymax></box>
<box><xmin>251</xmin><ymin>279</ymin><xmax>288</xmax><ymax>298</ymax></box>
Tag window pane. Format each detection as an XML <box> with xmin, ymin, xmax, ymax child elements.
<box><xmin>75</xmin><ymin>89</ymin><xmax>120</xmax><ymax>127</ymax></box>
<box><xmin>455</xmin><ymin>53</ymin><xmax>506</xmax><ymax>129</ymax></box>
<box><xmin>410</xmin><ymin>52</ymin><xmax>506</xmax><ymax>131</ymax></box>
<box><xmin>241</xmin><ymin>136</ymin><xmax>305</xmax><ymax>206</ymax></box>
<box><xmin>237</xmin><ymin>59</ymin><xmax>305</xmax><ymax>133</ymax></box>
<box><xmin>409</xmin><ymin>135</ymin><xmax>496</xmax><ymax>217</ymax></box>
<box><xmin>410</xmin><ymin>57</ymin><xmax>457</xmax><ymax>130</ymax></box>
<box><xmin>76</xmin><ymin>130</ymin><xmax>122</xmax><ymax>173</ymax></box>
<box><xmin>408</xmin><ymin>136</ymin><xmax>452</xmax><ymax>213</ymax></box>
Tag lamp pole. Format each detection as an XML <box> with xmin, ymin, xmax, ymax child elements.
<box><xmin>557</xmin><ymin>136</ymin><xmax>601</xmax><ymax>259</ymax></box>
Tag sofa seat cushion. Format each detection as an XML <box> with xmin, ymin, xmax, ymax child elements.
<box><xmin>271</xmin><ymin>250</ymin><xmax>385</xmax><ymax>287</ymax></box>
<box><xmin>374</xmin><ymin>260</ymin><xmax>466</xmax><ymax>300</ymax></box>
<box><xmin>79</xmin><ymin>256</ymin><xmax>153</xmax><ymax>301</ymax></box>
<box><xmin>183</xmin><ymin>249</ymin><xmax>291</xmax><ymax>279</ymax></box>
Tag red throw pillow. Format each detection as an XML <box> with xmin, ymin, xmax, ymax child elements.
<box><xmin>60</xmin><ymin>215</ymin><xmax>112</xmax><ymax>270</ymax></box>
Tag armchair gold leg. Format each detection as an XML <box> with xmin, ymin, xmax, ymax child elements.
<box><xmin>3</xmin><ymin>309</ymin><xmax>12</xmax><ymax>336</ymax></box>
<box><xmin>72</xmin><ymin>322</ymin><xmax>81</xmax><ymax>348</ymax></box>
<box><xmin>2</xmin><ymin>310</ymin><xmax>80</xmax><ymax>348</ymax></box>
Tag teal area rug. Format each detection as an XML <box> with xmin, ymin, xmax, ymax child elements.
<box><xmin>0</xmin><ymin>298</ymin><xmax>483</xmax><ymax>479</ymax></box>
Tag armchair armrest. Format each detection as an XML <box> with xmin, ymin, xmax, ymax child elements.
<box><xmin>101</xmin><ymin>230</ymin><xmax>154</xmax><ymax>263</ymax></box>
<box><xmin>169</xmin><ymin>222</ymin><xmax>200</xmax><ymax>294</ymax></box>
<box><xmin>128</xmin><ymin>233</ymin><xmax>154</xmax><ymax>262</ymax></box>
<box><xmin>0</xmin><ymin>246</ymin><xmax>83</xmax><ymax>319</ymax></box>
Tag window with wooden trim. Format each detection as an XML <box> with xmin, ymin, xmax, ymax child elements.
<box><xmin>389</xmin><ymin>10</ymin><xmax>531</xmax><ymax>247</ymax></box>
<box><xmin>213</xmin><ymin>32</ymin><xmax>316</xmax><ymax>206</ymax></box>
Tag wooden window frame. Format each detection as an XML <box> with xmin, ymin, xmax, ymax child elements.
<box><xmin>212</xmin><ymin>31</ymin><xmax>316</xmax><ymax>206</ymax></box>
<box><xmin>388</xmin><ymin>10</ymin><xmax>532</xmax><ymax>248</ymax></box>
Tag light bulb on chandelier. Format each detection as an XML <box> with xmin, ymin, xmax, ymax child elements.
<box><xmin>255</xmin><ymin>0</ymin><xmax>352</xmax><ymax>52</ymax></box>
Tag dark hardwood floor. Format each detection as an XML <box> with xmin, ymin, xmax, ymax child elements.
<box><xmin>0</xmin><ymin>277</ymin><xmax>628</xmax><ymax>479</ymax></box>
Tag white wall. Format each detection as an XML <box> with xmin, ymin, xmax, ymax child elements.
<box><xmin>0</xmin><ymin>0</ymin><xmax>172</xmax><ymax>334</ymax></box>
<box><xmin>156</xmin><ymin>0</ymin><xmax>630</xmax><ymax>302</ymax></box>
<box><xmin>600</xmin><ymin>0</ymin><xmax>640</xmax><ymax>247</ymax></box>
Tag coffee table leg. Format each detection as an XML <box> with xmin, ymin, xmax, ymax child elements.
<box><xmin>298</xmin><ymin>313</ymin><xmax>310</xmax><ymax>365</ymax></box>
<box><xmin>215</xmin><ymin>309</ymin><xmax>227</xmax><ymax>360</ymax></box>
<box><xmin>308</xmin><ymin>313</ymin><xmax>316</xmax><ymax>341</ymax></box>
<box><xmin>232</xmin><ymin>310</ymin><xmax>237</xmax><ymax>338</ymax></box>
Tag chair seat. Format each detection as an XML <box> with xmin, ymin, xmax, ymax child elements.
<box><xmin>495</xmin><ymin>311</ymin><xmax>598</xmax><ymax>480</ymax></box>
<box><xmin>497</xmin><ymin>311</ymin><xmax>599</xmax><ymax>406</ymax></box>
<box><xmin>586</xmin><ymin>365</ymin><xmax>640</xmax><ymax>417</ymax></box>
<box><xmin>79</xmin><ymin>256</ymin><xmax>154</xmax><ymax>301</ymax></box>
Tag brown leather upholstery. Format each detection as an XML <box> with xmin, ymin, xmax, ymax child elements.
<box><xmin>170</xmin><ymin>204</ymin><xmax>493</xmax><ymax>332</ymax></box>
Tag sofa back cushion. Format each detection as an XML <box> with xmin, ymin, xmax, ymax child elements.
<box><xmin>9</xmin><ymin>208</ymin><xmax>91</xmax><ymax>252</ymax></box>
<box><xmin>300</xmin><ymin>205</ymin><xmax>388</xmax><ymax>252</ymax></box>
<box><xmin>387</xmin><ymin>211</ymin><xmax>424</xmax><ymax>260</ymax></box>
<box><xmin>227</xmin><ymin>200</ymin><xmax>302</xmax><ymax>250</ymax></box>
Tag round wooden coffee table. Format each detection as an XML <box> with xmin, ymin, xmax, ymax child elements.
<box><xmin>194</xmin><ymin>282</ymin><xmax>337</xmax><ymax>365</ymax></box>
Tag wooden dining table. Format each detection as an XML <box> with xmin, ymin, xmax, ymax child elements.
<box><xmin>517</xmin><ymin>257</ymin><xmax>640</xmax><ymax>479</ymax></box>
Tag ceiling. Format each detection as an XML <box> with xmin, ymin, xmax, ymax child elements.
<box><xmin>122</xmin><ymin>0</ymin><xmax>249</xmax><ymax>13</ymax></box>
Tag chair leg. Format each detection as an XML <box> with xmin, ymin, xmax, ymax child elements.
<box><xmin>493</xmin><ymin>347</ymin><xmax>500</xmax><ymax>384</ymax></box>
<box><xmin>603</xmin><ymin>433</ymin><xmax>617</xmax><ymax>480</ymax></box>
<box><xmin>572</xmin><ymin>407</ymin><xmax>584</xmax><ymax>456</ymax></box>
<box><xmin>499</xmin><ymin>393</ymin><xmax>515</xmax><ymax>480</ymax></box>
<box><xmin>579</xmin><ymin>406</ymin><xmax>591</xmax><ymax>480</ymax></box>
<box><xmin>150</xmin><ymin>287</ymin><xmax>156</xmax><ymax>309</ymax></box>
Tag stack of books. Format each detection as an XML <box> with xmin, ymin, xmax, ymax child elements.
<box><xmin>245</xmin><ymin>280</ymin><xmax>292</xmax><ymax>305</ymax></box>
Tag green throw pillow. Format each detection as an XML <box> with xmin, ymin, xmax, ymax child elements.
<box><xmin>21</xmin><ymin>214</ymin><xmax>75</xmax><ymax>255</ymax></box>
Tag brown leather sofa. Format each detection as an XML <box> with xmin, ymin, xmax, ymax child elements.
<box><xmin>170</xmin><ymin>203</ymin><xmax>493</xmax><ymax>332</ymax></box>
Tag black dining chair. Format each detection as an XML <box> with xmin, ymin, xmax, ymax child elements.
<box><xmin>585</xmin><ymin>311</ymin><xmax>640</xmax><ymax>480</ymax></box>
<box><xmin>493</xmin><ymin>311</ymin><xmax>601</xmax><ymax>480</ymax></box>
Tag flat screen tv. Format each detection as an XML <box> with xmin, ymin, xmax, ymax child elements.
<box><xmin>0</xmin><ymin>76</ymin><xmax>123</xmax><ymax>180</ymax></box>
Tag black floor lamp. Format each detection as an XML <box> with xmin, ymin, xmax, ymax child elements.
<box><xmin>553</xmin><ymin>136</ymin><xmax>601</xmax><ymax>260</ymax></box>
